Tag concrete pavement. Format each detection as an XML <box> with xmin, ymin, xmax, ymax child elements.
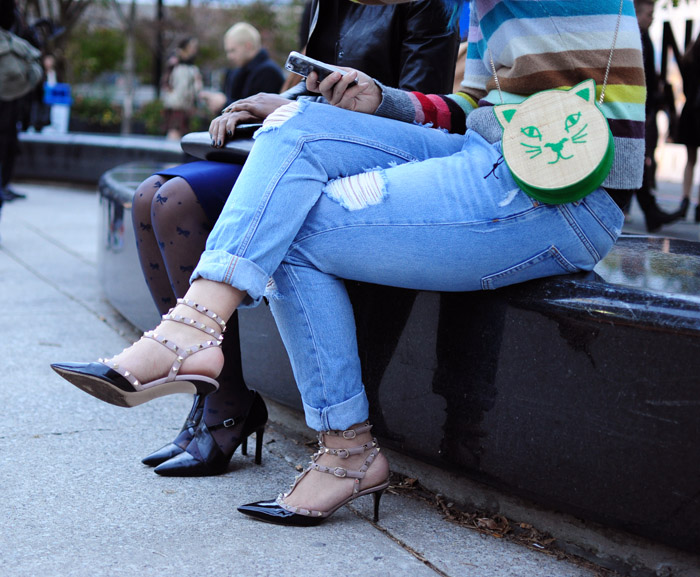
<box><xmin>1</xmin><ymin>145</ymin><xmax>699</xmax><ymax>576</ymax></box>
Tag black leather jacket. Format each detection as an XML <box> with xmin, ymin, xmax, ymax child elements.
<box><xmin>300</xmin><ymin>0</ymin><xmax>460</xmax><ymax>95</ymax></box>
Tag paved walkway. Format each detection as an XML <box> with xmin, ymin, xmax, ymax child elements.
<box><xmin>1</xmin><ymin>138</ymin><xmax>698</xmax><ymax>576</ymax></box>
<box><xmin>624</xmin><ymin>140</ymin><xmax>700</xmax><ymax>241</ymax></box>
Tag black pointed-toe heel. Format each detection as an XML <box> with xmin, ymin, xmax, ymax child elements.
<box><xmin>142</xmin><ymin>394</ymin><xmax>205</xmax><ymax>467</ymax></box>
<box><xmin>154</xmin><ymin>390</ymin><xmax>268</xmax><ymax>477</ymax></box>
<box><xmin>51</xmin><ymin>299</ymin><xmax>225</xmax><ymax>408</ymax></box>
<box><xmin>238</xmin><ymin>422</ymin><xmax>390</xmax><ymax>526</ymax></box>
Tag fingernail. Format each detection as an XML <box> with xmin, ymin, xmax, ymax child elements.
<box><xmin>217</xmin><ymin>140</ymin><xmax>222</xmax><ymax>147</ymax></box>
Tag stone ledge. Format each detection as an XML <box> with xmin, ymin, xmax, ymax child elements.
<box><xmin>16</xmin><ymin>131</ymin><xmax>185</xmax><ymax>184</ymax></box>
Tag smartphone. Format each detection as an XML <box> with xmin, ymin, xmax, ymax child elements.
<box><xmin>285</xmin><ymin>51</ymin><xmax>358</xmax><ymax>86</ymax></box>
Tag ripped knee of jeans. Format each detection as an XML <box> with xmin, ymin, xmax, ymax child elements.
<box><xmin>323</xmin><ymin>169</ymin><xmax>388</xmax><ymax>211</ymax></box>
<box><xmin>257</xmin><ymin>101</ymin><xmax>302</xmax><ymax>136</ymax></box>
<box><xmin>263</xmin><ymin>276</ymin><xmax>281</xmax><ymax>301</ymax></box>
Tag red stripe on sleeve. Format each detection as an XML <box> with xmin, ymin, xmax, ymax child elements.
<box><xmin>411</xmin><ymin>92</ymin><xmax>438</xmax><ymax>127</ymax></box>
<box><xmin>426</xmin><ymin>95</ymin><xmax>452</xmax><ymax>132</ymax></box>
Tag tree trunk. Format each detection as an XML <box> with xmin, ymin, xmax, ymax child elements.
<box><xmin>120</xmin><ymin>0</ymin><xmax>136</xmax><ymax>135</ymax></box>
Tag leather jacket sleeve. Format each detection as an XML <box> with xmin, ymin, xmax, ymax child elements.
<box><xmin>394</xmin><ymin>0</ymin><xmax>461</xmax><ymax>93</ymax></box>
<box><xmin>307</xmin><ymin>0</ymin><xmax>460</xmax><ymax>96</ymax></box>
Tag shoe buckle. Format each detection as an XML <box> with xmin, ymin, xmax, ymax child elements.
<box><xmin>223</xmin><ymin>418</ymin><xmax>237</xmax><ymax>428</ymax></box>
<box><xmin>333</xmin><ymin>467</ymin><xmax>347</xmax><ymax>478</ymax></box>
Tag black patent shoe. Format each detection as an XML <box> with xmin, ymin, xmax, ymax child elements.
<box><xmin>236</xmin><ymin>499</ymin><xmax>328</xmax><ymax>527</ymax></box>
<box><xmin>142</xmin><ymin>394</ymin><xmax>205</xmax><ymax>467</ymax></box>
<box><xmin>51</xmin><ymin>299</ymin><xmax>224</xmax><ymax>407</ymax></box>
<box><xmin>238</xmin><ymin>422</ymin><xmax>389</xmax><ymax>526</ymax></box>
<box><xmin>154</xmin><ymin>390</ymin><xmax>268</xmax><ymax>476</ymax></box>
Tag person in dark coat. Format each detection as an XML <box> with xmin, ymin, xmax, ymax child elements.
<box><xmin>199</xmin><ymin>22</ymin><xmax>284</xmax><ymax>114</ymax></box>
<box><xmin>675</xmin><ymin>35</ymin><xmax>700</xmax><ymax>221</ymax></box>
<box><xmin>1</xmin><ymin>0</ymin><xmax>41</xmax><ymax>206</ymax></box>
<box><xmin>629</xmin><ymin>0</ymin><xmax>679</xmax><ymax>232</ymax></box>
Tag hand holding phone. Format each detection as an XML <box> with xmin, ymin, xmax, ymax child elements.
<box><xmin>285</xmin><ymin>51</ymin><xmax>358</xmax><ymax>86</ymax></box>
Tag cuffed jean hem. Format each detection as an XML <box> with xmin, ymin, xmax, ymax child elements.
<box><xmin>191</xmin><ymin>249</ymin><xmax>270</xmax><ymax>308</ymax></box>
<box><xmin>302</xmin><ymin>389</ymin><xmax>370</xmax><ymax>432</ymax></box>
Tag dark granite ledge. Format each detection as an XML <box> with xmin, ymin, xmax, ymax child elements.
<box><xmin>15</xmin><ymin>131</ymin><xmax>185</xmax><ymax>184</ymax></box>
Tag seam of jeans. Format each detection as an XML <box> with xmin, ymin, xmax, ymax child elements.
<box><xmin>288</xmin><ymin>212</ymin><xmax>547</xmax><ymax>247</ymax></box>
<box><xmin>283</xmin><ymin>263</ymin><xmax>331</xmax><ymax>415</ymax></box>
<box><xmin>557</xmin><ymin>204</ymin><xmax>601</xmax><ymax>263</ymax></box>
<box><xmin>222</xmin><ymin>255</ymin><xmax>239</xmax><ymax>285</ymax></box>
<box><xmin>581</xmin><ymin>196</ymin><xmax>619</xmax><ymax>244</ymax></box>
<box><xmin>235</xmin><ymin>137</ymin><xmax>307</xmax><ymax>259</ymax></box>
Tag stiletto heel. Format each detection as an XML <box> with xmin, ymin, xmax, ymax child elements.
<box><xmin>142</xmin><ymin>394</ymin><xmax>205</xmax><ymax>466</ymax></box>
<box><xmin>372</xmin><ymin>488</ymin><xmax>384</xmax><ymax>523</ymax></box>
<box><xmin>254</xmin><ymin>427</ymin><xmax>264</xmax><ymax>465</ymax></box>
<box><xmin>153</xmin><ymin>390</ymin><xmax>268</xmax><ymax>477</ymax></box>
<box><xmin>51</xmin><ymin>299</ymin><xmax>225</xmax><ymax>408</ymax></box>
<box><xmin>241</xmin><ymin>436</ymin><xmax>248</xmax><ymax>456</ymax></box>
<box><xmin>238</xmin><ymin>422</ymin><xmax>390</xmax><ymax>526</ymax></box>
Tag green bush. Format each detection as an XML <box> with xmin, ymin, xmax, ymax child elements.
<box><xmin>133</xmin><ymin>99</ymin><xmax>164</xmax><ymax>135</ymax></box>
<box><xmin>71</xmin><ymin>96</ymin><xmax>122</xmax><ymax>131</ymax></box>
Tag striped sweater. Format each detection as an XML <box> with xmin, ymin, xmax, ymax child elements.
<box><xmin>376</xmin><ymin>0</ymin><xmax>646</xmax><ymax>190</ymax></box>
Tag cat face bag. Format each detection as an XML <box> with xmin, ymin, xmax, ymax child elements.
<box><xmin>493</xmin><ymin>79</ymin><xmax>614</xmax><ymax>205</ymax></box>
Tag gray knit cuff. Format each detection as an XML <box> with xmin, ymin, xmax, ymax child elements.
<box><xmin>603</xmin><ymin>137</ymin><xmax>644</xmax><ymax>190</ymax></box>
<box><xmin>373</xmin><ymin>81</ymin><xmax>416</xmax><ymax>123</ymax></box>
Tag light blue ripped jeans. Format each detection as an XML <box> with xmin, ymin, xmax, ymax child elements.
<box><xmin>192</xmin><ymin>100</ymin><xmax>624</xmax><ymax>431</ymax></box>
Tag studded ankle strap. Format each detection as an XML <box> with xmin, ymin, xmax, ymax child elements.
<box><xmin>309</xmin><ymin>442</ymin><xmax>381</xmax><ymax>483</ymax></box>
<box><xmin>322</xmin><ymin>421</ymin><xmax>372</xmax><ymax>439</ymax></box>
<box><xmin>101</xmin><ymin>299</ymin><xmax>225</xmax><ymax>389</ymax></box>
<box><xmin>316</xmin><ymin>432</ymin><xmax>377</xmax><ymax>459</ymax></box>
<box><xmin>172</xmin><ymin>298</ymin><xmax>226</xmax><ymax>332</ymax></box>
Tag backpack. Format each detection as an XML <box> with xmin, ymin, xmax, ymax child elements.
<box><xmin>0</xmin><ymin>29</ymin><xmax>43</xmax><ymax>101</ymax></box>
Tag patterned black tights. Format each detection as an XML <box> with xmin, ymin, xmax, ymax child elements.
<box><xmin>132</xmin><ymin>175</ymin><xmax>253</xmax><ymax>451</ymax></box>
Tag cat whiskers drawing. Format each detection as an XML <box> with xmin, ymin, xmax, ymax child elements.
<box><xmin>521</xmin><ymin>142</ymin><xmax>542</xmax><ymax>159</ymax></box>
<box><xmin>570</xmin><ymin>124</ymin><xmax>588</xmax><ymax>144</ymax></box>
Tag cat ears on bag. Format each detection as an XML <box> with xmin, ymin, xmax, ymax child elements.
<box><xmin>493</xmin><ymin>79</ymin><xmax>597</xmax><ymax>128</ymax></box>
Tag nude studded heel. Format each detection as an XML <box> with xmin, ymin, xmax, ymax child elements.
<box><xmin>237</xmin><ymin>422</ymin><xmax>390</xmax><ymax>526</ymax></box>
<box><xmin>51</xmin><ymin>299</ymin><xmax>225</xmax><ymax>408</ymax></box>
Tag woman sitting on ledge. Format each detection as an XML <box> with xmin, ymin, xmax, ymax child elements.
<box><xmin>52</xmin><ymin>0</ymin><xmax>645</xmax><ymax>526</ymax></box>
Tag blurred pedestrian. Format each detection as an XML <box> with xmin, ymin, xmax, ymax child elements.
<box><xmin>675</xmin><ymin>35</ymin><xmax>700</xmax><ymax>222</ymax></box>
<box><xmin>629</xmin><ymin>0</ymin><xmax>679</xmax><ymax>232</ymax></box>
<box><xmin>162</xmin><ymin>37</ymin><xmax>202</xmax><ymax>141</ymax></box>
<box><xmin>198</xmin><ymin>23</ymin><xmax>284</xmax><ymax>115</ymax></box>
<box><xmin>1</xmin><ymin>0</ymin><xmax>42</xmax><ymax>206</ymax></box>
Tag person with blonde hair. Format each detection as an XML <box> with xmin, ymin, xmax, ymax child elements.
<box><xmin>199</xmin><ymin>22</ymin><xmax>284</xmax><ymax>114</ymax></box>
